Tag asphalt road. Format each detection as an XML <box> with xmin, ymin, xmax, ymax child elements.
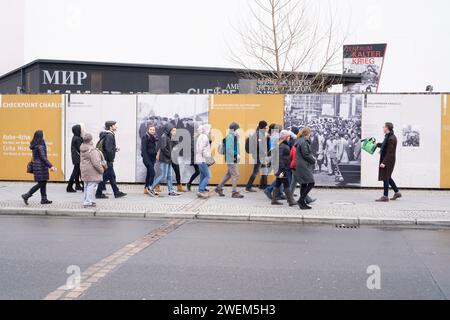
<box><xmin>0</xmin><ymin>215</ymin><xmax>449</xmax><ymax>300</ymax></box>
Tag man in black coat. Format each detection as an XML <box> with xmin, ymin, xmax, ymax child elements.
<box><xmin>95</xmin><ymin>121</ymin><xmax>127</xmax><ymax>199</ymax></box>
<box><xmin>141</xmin><ymin>125</ymin><xmax>158</xmax><ymax>193</ymax></box>
<box><xmin>67</xmin><ymin>124</ymin><xmax>84</xmax><ymax>193</ymax></box>
<box><xmin>376</xmin><ymin>122</ymin><xmax>402</xmax><ymax>202</ymax></box>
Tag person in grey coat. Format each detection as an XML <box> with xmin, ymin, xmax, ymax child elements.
<box><xmin>294</xmin><ymin>127</ymin><xmax>316</xmax><ymax>210</ymax></box>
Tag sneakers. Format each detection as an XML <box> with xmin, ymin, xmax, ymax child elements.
<box><xmin>298</xmin><ymin>200</ymin><xmax>312</xmax><ymax>210</ymax></box>
<box><xmin>96</xmin><ymin>194</ymin><xmax>108</xmax><ymax>199</ymax></box>
<box><xmin>264</xmin><ymin>189</ymin><xmax>272</xmax><ymax>200</ymax></box>
<box><xmin>84</xmin><ymin>203</ymin><xmax>97</xmax><ymax>209</ymax></box>
<box><xmin>245</xmin><ymin>188</ymin><xmax>258</xmax><ymax>193</ymax></box>
<box><xmin>168</xmin><ymin>192</ymin><xmax>181</xmax><ymax>197</ymax></box>
<box><xmin>375</xmin><ymin>196</ymin><xmax>389</xmax><ymax>202</ymax></box>
<box><xmin>41</xmin><ymin>199</ymin><xmax>53</xmax><ymax>205</ymax></box>
<box><xmin>232</xmin><ymin>192</ymin><xmax>244</xmax><ymax>199</ymax></box>
<box><xmin>391</xmin><ymin>193</ymin><xmax>402</xmax><ymax>201</ymax></box>
<box><xmin>115</xmin><ymin>192</ymin><xmax>127</xmax><ymax>199</ymax></box>
<box><xmin>197</xmin><ymin>192</ymin><xmax>210</xmax><ymax>199</ymax></box>
<box><xmin>215</xmin><ymin>188</ymin><xmax>225</xmax><ymax>197</ymax></box>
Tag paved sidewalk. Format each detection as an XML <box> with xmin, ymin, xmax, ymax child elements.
<box><xmin>1</xmin><ymin>182</ymin><xmax>450</xmax><ymax>227</ymax></box>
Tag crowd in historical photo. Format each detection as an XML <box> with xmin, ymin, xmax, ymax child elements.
<box><xmin>284</xmin><ymin>95</ymin><xmax>362</xmax><ymax>186</ymax></box>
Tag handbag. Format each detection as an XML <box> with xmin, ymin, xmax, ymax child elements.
<box><xmin>362</xmin><ymin>138</ymin><xmax>377</xmax><ymax>155</ymax></box>
<box><xmin>205</xmin><ymin>157</ymin><xmax>216</xmax><ymax>167</ymax></box>
<box><xmin>26</xmin><ymin>160</ymin><xmax>34</xmax><ymax>174</ymax></box>
<box><xmin>96</xmin><ymin>149</ymin><xmax>108</xmax><ymax>170</ymax></box>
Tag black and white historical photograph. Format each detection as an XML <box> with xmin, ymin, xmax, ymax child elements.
<box><xmin>402</xmin><ymin>125</ymin><xmax>421</xmax><ymax>147</ymax></box>
<box><xmin>136</xmin><ymin>95</ymin><xmax>209</xmax><ymax>183</ymax></box>
<box><xmin>285</xmin><ymin>94</ymin><xmax>363</xmax><ymax>186</ymax></box>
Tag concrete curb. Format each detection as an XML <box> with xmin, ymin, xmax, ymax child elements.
<box><xmin>1</xmin><ymin>207</ymin><xmax>450</xmax><ymax>228</ymax></box>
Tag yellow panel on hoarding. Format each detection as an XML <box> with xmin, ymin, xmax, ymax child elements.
<box><xmin>208</xmin><ymin>94</ymin><xmax>284</xmax><ymax>185</ymax></box>
<box><xmin>0</xmin><ymin>95</ymin><xmax>64</xmax><ymax>181</ymax></box>
<box><xmin>442</xmin><ymin>95</ymin><xmax>450</xmax><ymax>188</ymax></box>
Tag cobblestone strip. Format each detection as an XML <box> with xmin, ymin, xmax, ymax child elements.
<box><xmin>43</xmin><ymin>219</ymin><xmax>186</xmax><ymax>300</ymax></box>
<box><xmin>175</xmin><ymin>196</ymin><xmax>209</xmax><ymax>213</ymax></box>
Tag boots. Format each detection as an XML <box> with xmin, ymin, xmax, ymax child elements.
<box><xmin>285</xmin><ymin>189</ymin><xmax>297</xmax><ymax>207</ymax></box>
<box><xmin>41</xmin><ymin>196</ymin><xmax>53</xmax><ymax>205</ymax></box>
<box><xmin>177</xmin><ymin>184</ymin><xmax>187</xmax><ymax>193</ymax></box>
<box><xmin>66</xmin><ymin>183</ymin><xmax>76</xmax><ymax>193</ymax></box>
<box><xmin>21</xmin><ymin>193</ymin><xmax>31</xmax><ymax>206</ymax></box>
<box><xmin>298</xmin><ymin>198</ymin><xmax>312</xmax><ymax>210</ymax></box>
<box><xmin>271</xmin><ymin>188</ymin><xmax>283</xmax><ymax>205</ymax></box>
<box><xmin>155</xmin><ymin>185</ymin><xmax>161</xmax><ymax>194</ymax></box>
<box><xmin>75</xmin><ymin>182</ymin><xmax>84</xmax><ymax>191</ymax></box>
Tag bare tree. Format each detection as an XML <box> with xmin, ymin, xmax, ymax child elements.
<box><xmin>230</xmin><ymin>0</ymin><xmax>349</xmax><ymax>94</ymax></box>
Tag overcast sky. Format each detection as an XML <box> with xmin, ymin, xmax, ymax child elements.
<box><xmin>1</xmin><ymin>0</ymin><xmax>449</xmax><ymax>92</ymax></box>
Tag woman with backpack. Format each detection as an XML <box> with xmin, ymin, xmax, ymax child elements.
<box><xmin>80</xmin><ymin>133</ymin><xmax>105</xmax><ymax>208</ymax></box>
<box><xmin>22</xmin><ymin>130</ymin><xmax>57</xmax><ymax>205</ymax></box>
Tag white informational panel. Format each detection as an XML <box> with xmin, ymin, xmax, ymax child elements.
<box><xmin>361</xmin><ymin>94</ymin><xmax>442</xmax><ymax>188</ymax></box>
<box><xmin>65</xmin><ymin>94</ymin><xmax>137</xmax><ymax>183</ymax></box>
<box><xmin>136</xmin><ymin>95</ymin><xmax>209</xmax><ymax>184</ymax></box>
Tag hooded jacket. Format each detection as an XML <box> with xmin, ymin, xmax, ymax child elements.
<box><xmin>195</xmin><ymin>124</ymin><xmax>212</xmax><ymax>164</ymax></box>
<box><xmin>71</xmin><ymin>124</ymin><xmax>83</xmax><ymax>165</ymax></box>
<box><xmin>158</xmin><ymin>123</ymin><xmax>175</xmax><ymax>164</ymax></box>
<box><xmin>141</xmin><ymin>132</ymin><xmax>159</xmax><ymax>166</ymax></box>
<box><xmin>30</xmin><ymin>140</ymin><xmax>53</xmax><ymax>182</ymax></box>
<box><xmin>80</xmin><ymin>141</ymin><xmax>104</xmax><ymax>182</ymax></box>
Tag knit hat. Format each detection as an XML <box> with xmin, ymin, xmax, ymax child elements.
<box><xmin>229</xmin><ymin>122</ymin><xmax>240</xmax><ymax>131</ymax></box>
<box><xmin>83</xmin><ymin>133</ymin><xmax>93</xmax><ymax>143</ymax></box>
<box><xmin>105</xmin><ymin>121</ymin><xmax>117</xmax><ymax>130</ymax></box>
<box><xmin>279</xmin><ymin>130</ymin><xmax>292</xmax><ymax>141</ymax></box>
<box><xmin>258</xmin><ymin>120</ymin><xmax>268</xmax><ymax>130</ymax></box>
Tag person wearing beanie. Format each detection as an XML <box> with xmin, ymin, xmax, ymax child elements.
<box><xmin>80</xmin><ymin>133</ymin><xmax>105</xmax><ymax>208</ymax></box>
<box><xmin>215</xmin><ymin>122</ymin><xmax>244</xmax><ymax>199</ymax></box>
<box><xmin>245</xmin><ymin>120</ymin><xmax>268</xmax><ymax>192</ymax></box>
<box><xmin>270</xmin><ymin>130</ymin><xmax>296</xmax><ymax>206</ymax></box>
<box><xmin>96</xmin><ymin>121</ymin><xmax>127</xmax><ymax>199</ymax></box>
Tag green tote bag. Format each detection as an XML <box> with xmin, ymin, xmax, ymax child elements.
<box><xmin>362</xmin><ymin>138</ymin><xmax>377</xmax><ymax>155</ymax></box>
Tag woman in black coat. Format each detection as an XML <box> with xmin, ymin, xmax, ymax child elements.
<box><xmin>294</xmin><ymin>127</ymin><xmax>316</xmax><ymax>210</ymax></box>
<box><xmin>22</xmin><ymin>130</ymin><xmax>57</xmax><ymax>205</ymax></box>
<box><xmin>141</xmin><ymin>126</ymin><xmax>159</xmax><ymax>193</ymax></box>
<box><xmin>67</xmin><ymin>124</ymin><xmax>84</xmax><ymax>193</ymax></box>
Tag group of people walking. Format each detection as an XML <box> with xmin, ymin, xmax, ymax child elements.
<box><xmin>21</xmin><ymin>119</ymin><xmax>402</xmax><ymax>208</ymax></box>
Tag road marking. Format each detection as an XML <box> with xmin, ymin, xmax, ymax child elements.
<box><xmin>43</xmin><ymin>219</ymin><xmax>186</xmax><ymax>300</ymax></box>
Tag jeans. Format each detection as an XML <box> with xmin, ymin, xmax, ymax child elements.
<box><xmin>151</xmin><ymin>162</ymin><xmax>174</xmax><ymax>193</ymax></box>
<box><xmin>27</xmin><ymin>181</ymin><xmax>47</xmax><ymax>199</ymax></box>
<box><xmin>218</xmin><ymin>164</ymin><xmax>239</xmax><ymax>192</ymax></box>
<box><xmin>383</xmin><ymin>178</ymin><xmax>399</xmax><ymax>197</ymax></box>
<box><xmin>96</xmin><ymin>163</ymin><xmax>120</xmax><ymax>196</ymax></box>
<box><xmin>145</xmin><ymin>161</ymin><xmax>156</xmax><ymax>189</ymax></box>
<box><xmin>84</xmin><ymin>182</ymin><xmax>97</xmax><ymax>205</ymax></box>
<box><xmin>198</xmin><ymin>163</ymin><xmax>211</xmax><ymax>193</ymax></box>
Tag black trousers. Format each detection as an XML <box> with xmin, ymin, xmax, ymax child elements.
<box><xmin>145</xmin><ymin>161</ymin><xmax>156</xmax><ymax>189</ymax></box>
<box><xmin>96</xmin><ymin>163</ymin><xmax>120</xmax><ymax>196</ymax></box>
<box><xmin>275</xmin><ymin>177</ymin><xmax>289</xmax><ymax>189</ymax></box>
<box><xmin>28</xmin><ymin>181</ymin><xmax>47</xmax><ymax>199</ymax></box>
<box><xmin>172</xmin><ymin>163</ymin><xmax>181</xmax><ymax>185</ymax></box>
<box><xmin>300</xmin><ymin>183</ymin><xmax>315</xmax><ymax>203</ymax></box>
<box><xmin>383</xmin><ymin>178</ymin><xmax>399</xmax><ymax>197</ymax></box>
<box><xmin>68</xmin><ymin>164</ymin><xmax>82</xmax><ymax>188</ymax></box>
<box><xmin>246</xmin><ymin>163</ymin><xmax>267</xmax><ymax>189</ymax></box>
<box><xmin>188</xmin><ymin>164</ymin><xmax>200</xmax><ymax>185</ymax></box>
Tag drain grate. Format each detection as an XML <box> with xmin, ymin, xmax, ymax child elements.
<box><xmin>335</xmin><ymin>224</ymin><xmax>359</xmax><ymax>229</ymax></box>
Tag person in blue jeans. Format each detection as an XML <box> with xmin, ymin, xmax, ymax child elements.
<box><xmin>149</xmin><ymin>123</ymin><xmax>180</xmax><ymax>197</ymax></box>
<box><xmin>195</xmin><ymin>124</ymin><xmax>212</xmax><ymax>199</ymax></box>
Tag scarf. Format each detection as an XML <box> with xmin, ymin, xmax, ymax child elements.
<box><xmin>380</xmin><ymin>131</ymin><xmax>393</xmax><ymax>157</ymax></box>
